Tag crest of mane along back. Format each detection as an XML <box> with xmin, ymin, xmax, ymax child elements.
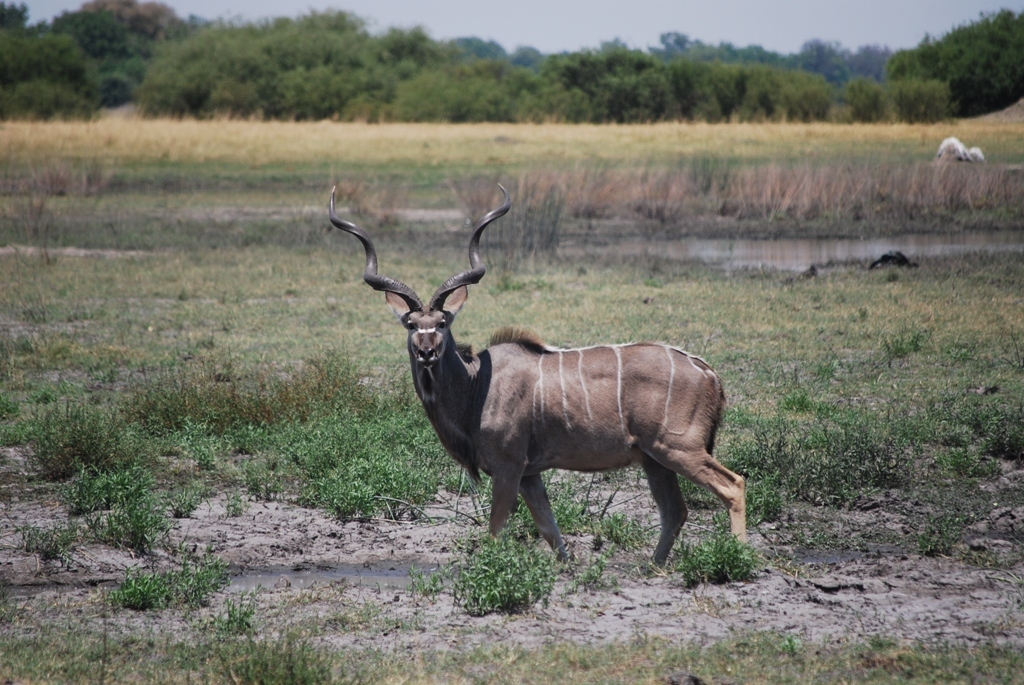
<box><xmin>488</xmin><ymin>326</ymin><xmax>547</xmax><ymax>353</ymax></box>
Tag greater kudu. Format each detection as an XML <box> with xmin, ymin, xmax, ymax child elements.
<box><xmin>329</xmin><ymin>186</ymin><xmax>745</xmax><ymax>563</ymax></box>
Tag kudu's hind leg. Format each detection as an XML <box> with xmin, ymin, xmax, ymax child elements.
<box><xmin>653</xmin><ymin>443</ymin><xmax>747</xmax><ymax>543</ymax></box>
<box><xmin>519</xmin><ymin>474</ymin><xmax>568</xmax><ymax>561</ymax></box>
<box><xmin>641</xmin><ymin>455</ymin><xmax>687</xmax><ymax>564</ymax></box>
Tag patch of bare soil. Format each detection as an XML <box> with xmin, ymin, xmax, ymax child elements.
<box><xmin>977</xmin><ymin>98</ymin><xmax>1024</xmax><ymax>122</ymax></box>
<box><xmin>3</xmin><ymin>446</ymin><xmax>1023</xmax><ymax>652</ymax></box>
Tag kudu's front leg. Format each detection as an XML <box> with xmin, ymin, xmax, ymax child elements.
<box><xmin>487</xmin><ymin>464</ymin><xmax>525</xmax><ymax>539</ymax></box>
<box><xmin>519</xmin><ymin>474</ymin><xmax>568</xmax><ymax>561</ymax></box>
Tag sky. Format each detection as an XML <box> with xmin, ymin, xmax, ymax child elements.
<box><xmin>25</xmin><ymin>0</ymin><xmax>1024</xmax><ymax>55</ymax></box>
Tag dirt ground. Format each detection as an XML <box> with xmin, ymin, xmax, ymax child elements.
<box><xmin>3</xmin><ymin>444</ymin><xmax>1023</xmax><ymax>652</ymax></box>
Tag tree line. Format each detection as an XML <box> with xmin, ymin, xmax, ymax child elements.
<box><xmin>2</xmin><ymin>3</ymin><xmax>1021</xmax><ymax>123</ymax></box>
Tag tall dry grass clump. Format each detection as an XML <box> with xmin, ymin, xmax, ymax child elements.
<box><xmin>331</xmin><ymin>177</ymin><xmax>407</xmax><ymax>228</ymax></box>
<box><xmin>719</xmin><ymin>162</ymin><xmax>1024</xmax><ymax>222</ymax></box>
<box><xmin>482</xmin><ymin>172</ymin><xmax>566</xmax><ymax>276</ymax></box>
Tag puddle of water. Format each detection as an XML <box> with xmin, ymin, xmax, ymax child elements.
<box><xmin>227</xmin><ymin>563</ymin><xmax>430</xmax><ymax>593</ymax></box>
<box><xmin>562</xmin><ymin>230</ymin><xmax>1024</xmax><ymax>271</ymax></box>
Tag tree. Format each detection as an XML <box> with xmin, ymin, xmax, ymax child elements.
<box><xmin>0</xmin><ymin>32</ymin><xmax>98</xmax><ymax>118</ymax></box>
<box><xmin>795</xmin><ymin>40</ymin><xmax>850</xmax><ymax>86</ymax></box>
<box><xmin>0</xmin><ymin>2</ymin><xmax>28</xmax><ymax>30</ymax></box>
<box><xmin>847</xmin><ymin>45</ymin><xmax>891</xmax><ymax>82</ymax></box>
<box><xmin>888</xmin><ymin>10</ymin><xmax>1024</xmax><ymax>116</ymax></box>
<box><xmin>454</xmin><ymin>37</ymin><xmax>507</xmax><ymax>61</ymax></box>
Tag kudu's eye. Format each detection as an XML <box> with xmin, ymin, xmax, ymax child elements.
<box><xmin>437</xmin><ymin>320</ymin><xmax>446</xmax><ymax>329</ymax></box>
<box><xmin>405</xmin><ymin>321</ymin><xmax>416</xmax><ymax>331</ymax></box>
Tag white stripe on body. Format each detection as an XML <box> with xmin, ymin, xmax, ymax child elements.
<box><xmin>613</xmin><ymin>346</ymin><xmax>627</xmax><ymax>441</ymax></box>
<box><xmin>558</xmin><ymin>351</ymin><xmax>571</xmax><ymax>428</ymax></box>
<box><xmin>662</xmin><ymin>345</ymin><xmax>675</xmax><ymax>428</ymax></box>
<box><xmin>577</xmin><ymin>350</ymin><xmax>593</xmax><ymax>423</ymax></box>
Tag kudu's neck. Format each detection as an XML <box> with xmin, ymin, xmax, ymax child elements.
<box><xmin>409</xmin><ymin>331</ymin><xmax>483</xmax><ymax>479</ymax></box>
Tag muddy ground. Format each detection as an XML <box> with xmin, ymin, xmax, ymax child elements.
<box><xmin>3</xmin><ymin>445</ymin><xmax>1023</xmax><ymax>652</ymax></box>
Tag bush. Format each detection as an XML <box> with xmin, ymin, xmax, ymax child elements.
<box><xmin>452</xmin><ymin>534</ymin><xmax>556</xmax><ymax>615</ymax></box>
<box><xmin>214</xmin><ymin>591</ymin><xmax>257</xmax><ymax>635</ymax></box>
<box><xmin>887</xmin><ymin>10</ymin><xmax>1024</xmax><ymax>117</ymax></box>
<box><xmin>31</xmin><ymin>404</ymin><xmax>142</xmax><ymax>480</ymax></box>
<box><xmin>0</xmin><ymin>392</ymin><xmax>17</xmax><ymax>420</ymax></box>
<box><xmin>675</xmin><ymin>531</ymin><xmax>759</xmax><ymax>585</ymax></box>
<box><xmin>0</xmin><ymin>33</ymin><xmax>97</xmax><ymax>120</ymax></box>
<box><xmin>845</xmin><ymin>77</ymin><xmax>887</xmax><ymax>122</ymax></box>
<box><xmin>167</xmin><ymin>482</ymin><xmax>204</xmax><ymax>518</ymax></box>
<box><xmin>889</xmin><ymin>79</ymin><xmax>949</xmax><ymax>123</ymax></box>
<box><xmin>727</xmin><ymin>408</ymin><xmax>910</xmax><ymax>508</ymax></box>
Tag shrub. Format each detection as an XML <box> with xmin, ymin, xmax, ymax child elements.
<box><xmin>889</xmin><ymin>79</ymin><xmax>950</xmax><ymax>123</ymax></box>
<box><xmin>31</xmin><ymin>404</ymin><xmax>142</xmax><ymax>480</ymax></box>
<box><xmin>845</xmin><ymin>77</ymin><xmax>887</xmax><ymax>122</ymax></box>
<box><xmin>0</xmin><ymin>393</ymin><xmax>17</xmax><ymax>420</ymax></box>
<box><xmin>452</xmin><ymin>534</ymin><xmax>556</xmax><ymax>615</ymax></box>
<box><xmin>242</xmin><ymin>456</ymin><xmax>285</xmax><ymax>501</ymax></box>
<box><xmin>121</xmin><ymin>353</ymin><xmax>371</xmax><ymax>435</ymax></box>
<box><xmin>727</xmin><ymin>409</ymin><xmax>910</xmax><ymax>508</ymax></box>
<box><xmin>675</xmin><ymin>531</ymin><xmax>759</xmax><ymax>586</ymax></box>
<box><xmin>881</xmin><ymin>327</ymin><xmax>929</xmax><ymax>363</ymax></box>
<box><xmin>745</xmin><ymin>475</ymin><xmax>784</xmax><ymax>526</ymax></box>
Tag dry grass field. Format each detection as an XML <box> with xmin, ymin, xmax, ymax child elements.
<box><xmin>3</xmin><ymin>119</ymin><xmax>1024</xmax><ymax>172</ymax></box>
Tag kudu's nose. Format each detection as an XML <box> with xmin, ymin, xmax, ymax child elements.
<box><xmin>417</xmin><ymin>346</ymin><xmax>437</xmax><ymax>363</ymax></box>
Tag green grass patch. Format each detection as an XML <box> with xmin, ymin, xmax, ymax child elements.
<box><xmin>19</xmin><ymin>520</ymin><xmax>78</xmax><ymax>566</ymax></box>
<box><xmin>290</xmin><ymin>409</ymin><xmax>450</xmax><ymax>520</ymax></box>
<box><xmin>108</xmin><ymin>548</ymin><xmax>228</xmax><ymax>610</ymax></box>
<box><xmin>727</xmin><ymin>408</ymin><xmax>910</xmax><ymax>508</ymax></box>
<box><xmin>593</xmin><ymin>512</ymin><xmax>648</xmax><ymax>550</ymax></box>
<box><xmin>215</xmin><ymin>637</ymin><xmax>337</xmax><ymax>685</ymax></box>
<box><xmin>916</xmin><ymin>514</ymin><xmax>969</xmax><ymax>557</ymax></box>
<box><xmin>121</xmin><ymin>354</ymin><xmax>374</xmax><ymax>435</ymax></box>
<box><xmin>63</xmin><ymin>465</ymin><xmax>155</xmax><ymax>516</ymax></box>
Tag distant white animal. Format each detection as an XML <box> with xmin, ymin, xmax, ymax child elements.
<box><xmin>936</xmin><ymin>137</ymin><xmax>985</xmax><ymax>162</ymax></box>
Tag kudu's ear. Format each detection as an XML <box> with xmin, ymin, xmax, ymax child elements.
<box><xmin>442</xmin><ymin>285</ymin><xmax>468</xmax><ymax>316</ymax></box>
<box><xmin>385</xmin><ymin>291</ymin><xmax>413</xmax><ymax>319</ymax></box>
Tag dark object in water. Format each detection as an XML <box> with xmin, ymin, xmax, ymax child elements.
<box><xmin>869</xmin><ymin>251</ymin><xmax>918</xmax><ymax>269</ymax></box>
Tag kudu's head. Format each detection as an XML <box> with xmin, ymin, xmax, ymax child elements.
<box><xmin>329</xmin><ymin>185</ymin><xmax>511</xmax><ymax>369</ymax></box>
